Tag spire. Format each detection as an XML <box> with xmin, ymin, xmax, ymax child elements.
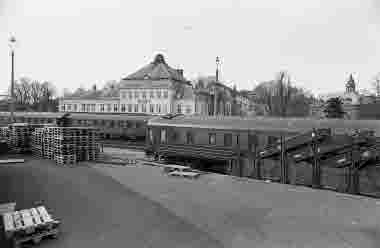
<box><xmin>216</xmin><ymin>56</ymin><xmax>220</xmax><ymax>83</ymax></box>
<box><xmin>346</xmin><ymin>73</ymin><xmax>356</xmax><ymax>93</ymax></box>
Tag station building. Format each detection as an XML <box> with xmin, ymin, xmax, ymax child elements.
<box><xmin>59</xmin><ymin>54</ymin><xmax>250</xmax><ymax>116</ymax></box>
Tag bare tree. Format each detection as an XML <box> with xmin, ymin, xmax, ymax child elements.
<box><xmin>253</xmin><ymin>71</ymin><xmax>312</xmax><ymax>117</ymax></box>
<box><xmin>371</xmin><ymin>74</ymin><xmax>380</xmax><ymax>97</ymax></box>
<box><xmin>30</xmin><ymin>80</ymin><xmax>43</xmax><ymax>105</ymax></box>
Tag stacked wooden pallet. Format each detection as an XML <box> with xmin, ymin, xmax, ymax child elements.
<box><xmin>2</xmin><ymin>205</ymin><xmax>60</xmax><ymax>247</ymax></box>
<box><xmin>7</xmin><ymin>123</ymin><xmax>34</xmax><ymax>153</ymax></box>
<box><xmin>30</xmin><ymin>128</ymin><xmax>46</xmax><ymax>158</ymax></box>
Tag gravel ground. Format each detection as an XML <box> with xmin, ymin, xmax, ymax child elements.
<box><xmin>0</xmin><ymin>155</ymin><xmax>223</xmax><ymax>248</ymax></box>
<box><xmin>92</xmin><ymin>148</ymin><xmax>380</xmax><ymax>248</ymax></box>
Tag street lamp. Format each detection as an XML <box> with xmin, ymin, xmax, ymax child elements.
<box><xmin>9</xmin><ymin>36</ymin><xmax>16</xmax><ymax>123</ymax></box>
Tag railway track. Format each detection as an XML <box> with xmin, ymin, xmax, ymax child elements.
<box><xmin>100</xmin><ymin>140</ymin><xmax>145</xmax><ymax>150</ymax></box>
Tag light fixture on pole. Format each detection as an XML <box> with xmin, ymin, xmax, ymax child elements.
<box><xmin>9</xmin><ymin>35</ymin><xmax>16</xmax><ymax>123</ymax></box>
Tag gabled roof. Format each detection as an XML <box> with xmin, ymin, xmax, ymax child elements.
<box><xmin>122</xmin><ymin>54</ymin><xmax>188</xmax><ymax>82</ymax></box>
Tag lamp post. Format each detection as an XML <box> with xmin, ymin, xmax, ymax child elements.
<box><xmin>9</xmin><ymin>36</ymin><xmax>16</xmax><ymax>123</ymax></box>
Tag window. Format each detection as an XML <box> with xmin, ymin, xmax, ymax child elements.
<box><xmin>157</xmin><ymin>91</ymin><xmax>161</xmax><ymax>98</ymax></box>
<box><xmin>177</xmin><ymin>104</ymin><xmax>182</xmax><ymax>114</ymax></box>
<box><xmin>107</xmin><ymin>104</ymin><xmax>111</xmax><ymax>112</ymax></box>
<box><xmin>209</xmin><ymin>133</ymin><xmax>216</xmax><ymax>145</ymax></box>
<box><xmin>148</xmin><ymin>129</ymin><xmax>153</xmax><ymax>144</ymax></box>
<box><xmin>114</xmin><ymin>104</ymin><xmax>118</xmax><ymax>112</ymax></box>
<box><xmin>134</xmin><ymin>104</ymin><xmax>139</xmax><ymax>112</ymax></box>
<box><xmin>156</xmin><ymin>104</ymin><xmax>161</xmax><ymax>113</ymax></box>
<box><xmin>81</xmin><ymin>104</ymin><xmax>85</xmax><ymax>112</ymax></box>
<box><xmin>142</xmin><ymin>91</ymin><xmax>147</xmax><ymax>99</ymax></box>
<box><xmin>224</xmin><ymin>133</ymin><xmax>232</xmax><ymax>146</ymax></box>
<box><xmin>160</xmin><ymin>129</ymin><xmax>167</xmax><ymax>143</ymax></box>
<box><xmin>163</xmin><ymin>104</ymin><xmax>167</xmax><ymax>114</ymax></box>
<box><xmin>128</xmin><ymin>104</ymin><xmax>132</xmax><ymax>112</ymax></box>
<box><xmin>186</xmin><ymin>132</ymin><xmax>193</xmax><ymax>144</ymax></box>
<box><xmin>163</xmin><ymin>91</ymin><xmax>168</xmax><ymax>98</ymax></box>
<box><xmin>150</xmin><ymin>91</ymin><xmax>154</xmax><ymax>98</ymax></box>
<box><xmin>142</xmin><ymin>104</ymin><xmax>147</xmax><ymax>113</ymax></box>
<box><xmin>100</xmin><ymin>104</ymin><xmax>105</xmax><ymax>112</ymax></box>
<box><xmin>149</xmin><ymin>104</ymin><xmax>154</xmax><ymax>113</ymax></box>
<box><xmin>73</xmin><ymin>104</ymin><xmax>77</xmax><ymax>112</ymax></box>
<box><xmin>186</xmin><ymin>105</ymin><xmax>191</xmax><ymax>114</ymax></box>
<box><xmin>129</xmin><ymin>91</ymin><xmax>133</xmax><ymax>99</ymax></box>
<box><xmin>135</xmin><ymin>91</ymin><xmax>139</xmax><ymax>98</ymax></box>
<box><xmin>267</xmin><ymin>136</ymin><xmax>278</xmax><ymax>145</ymax></box>
<box><xmin>91</xmin><ymin>104</ymin><xmax>95</xmax><ymax>112</ymax></box>
<box><xmin>67</xmin><ymin>104</ymin><xmax>72</xmax><ymax>111</ymax></box>
<box><xmin>86</xmin><ymin>104</ymin><xmax>90</xmax><ymax>112</ymax></box>
<box><xmin>121</xmin><ymin>104</ymin><xmax>126</xmax><ymax>112</ymax></box>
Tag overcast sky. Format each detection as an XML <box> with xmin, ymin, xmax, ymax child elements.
<box><xmin>1</xmin><ymin>0</ymin><xmax>380</xmax><ymax>96</ymax></box>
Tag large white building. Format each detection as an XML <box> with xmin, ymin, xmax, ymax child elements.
<box><xmin>59</xmin><ymin>54</ymin><xmax>249</xmax><ymax>116</ymax></box>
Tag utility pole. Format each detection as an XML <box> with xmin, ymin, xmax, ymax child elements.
<box><xmin>213</xmin><ymin>56</ymin><xmax>220</xmax><ymax>116</ymax></box>
<box><xmin>9</xmin><ymin>36</ymin><xmax>16</xmax><ymax>123</ymax></box>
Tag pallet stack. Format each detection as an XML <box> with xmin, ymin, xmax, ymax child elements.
<box><xmin>7</xmin><ymin>123</ymin><xmax>34</xmax><ymax>153</ymax></box>
<box><xmin>45</xmin><ymin>127</ymin><xmax>99</xmax><ymax>165</ymax></box>
<box><xmin>30</xmin><ymin>128</ymin><xmax>46</xmax><ymax>158</ymax></box>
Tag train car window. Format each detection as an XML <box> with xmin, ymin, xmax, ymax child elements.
<box><xmin>209</xmin><ymin>133</ymin><xmax>216</xmax><ymax>145</ymax></box>
<box><xmin>267</xmin><ymin>136</ymin><xmax>278</xmax><ymax>146</ymax></box>
<box><xmin>224</xmin><ymin>133</ymin><xmax>232</xmax><ymax>146</ymax></box>
<box><xmin>160</xmin><ymin>129</ymin><xmax>167</xmax><ymax>144</ymax></box>
<box><xmin>249</xmin><ymin>134</ymin><xmax>258</xmax><ymax>152</ymax></box>
<box><xmin>186</xmin><ymin>132</ymin><xmax>193</xmax><ymax>144</ymax></box>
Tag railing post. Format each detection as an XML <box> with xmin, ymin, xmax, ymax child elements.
<box><xmin>280</xmin><ymin>135</ymin><xmax>288</xmax><ymax>184</ymax></box>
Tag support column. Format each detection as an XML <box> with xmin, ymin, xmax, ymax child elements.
<box><xmin>311</xmin><ymin>140</ymin><xmax>321</xmax><ymax>189</ymax></box>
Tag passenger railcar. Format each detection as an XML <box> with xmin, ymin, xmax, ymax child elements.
<box><xmin>0</xmin><ymin>112</ymin><xmax>153</xmax><ymax>140</ymax></box>
<box><xmin>147</xmin><ymin>115</ymin><xmax>380</xmax><ymax>197</ymax></box>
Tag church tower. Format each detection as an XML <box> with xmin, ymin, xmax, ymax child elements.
<box><xmin>346</xmin><ymin>74</ymin><xmax>356</xmax><ymax>93</ymax></box>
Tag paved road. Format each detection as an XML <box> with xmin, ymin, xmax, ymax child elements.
<box><xmin>94</xmin><ymin>148</ymin><xmax>380</xmax><ymax>248</ymax></box>
<box><xmin>0</xmin><ymin>156</ymin><xmax>223</xmax><ymax>248</ymax></box>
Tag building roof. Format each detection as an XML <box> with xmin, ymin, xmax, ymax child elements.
<box><xmin>148</xmin><ymin>115</ymin><xmax>380</xmax><ymax>135</ymax></box>
<box><xmin>63</xmin><ymin>87</ymin><xmax>120</xmax><ymax>100</ymax></box>
<box><xmin>0</xmin><ymin>112</ymin><xmax>66</xmax><ymax>118</ymax></box>
<box><xmin>122</xmin><ymin>54</ymin><xmax>188</xmax><ymax>83</ymax></box>
<box><xmin>69</xmin><ymin>113</ymin><xmax>154</xmax><ymax>121</ymax></box>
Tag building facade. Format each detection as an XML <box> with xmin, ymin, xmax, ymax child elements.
<box><xmin>59</xmin><ymin>54</ymin><xmax>246</xmax><ymax>116</ymax></box>
<box><xmin>311</xmin><ymin>74</ymin><xmax>380</xmax><ymax>120</ymax></box>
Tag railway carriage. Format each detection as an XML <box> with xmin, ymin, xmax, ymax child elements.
<box><xmin>0</xmin><ymin>112</ymin><xmax>153</xmax><ymax>140</ymax></box>
<box><xmin>147</xmin><ymin>115</ymin><xmax>380</xmax><ymax>197</ymax></box>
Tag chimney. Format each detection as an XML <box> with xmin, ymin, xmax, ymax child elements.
<box><xmin>177</xmin><ymin>69</ymin><xmax>183</xmax><ymax>77</ymax></box>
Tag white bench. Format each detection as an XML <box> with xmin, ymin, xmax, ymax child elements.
<box><xmin>168</xmin><ymin>171</ymin><xmax>200</xmax><ymax>179</ymax></box>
